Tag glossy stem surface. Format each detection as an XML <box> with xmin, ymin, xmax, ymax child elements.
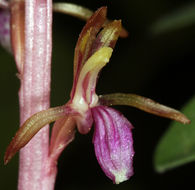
<box><xmin>18</xmin><ymin>0</ymin><xmax>54</xmax><ymax>189</ymax></box>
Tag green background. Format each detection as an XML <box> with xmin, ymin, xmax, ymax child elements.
<box><xmin>0</xmin><ymin>0</ymin><xmax>195</xmax><ymax>189</ymax></box>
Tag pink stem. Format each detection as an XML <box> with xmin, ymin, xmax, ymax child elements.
<box><xmin>18</xmin><ymin>0</ymin><xmax>55</xmax><ymax>189</ymax></box>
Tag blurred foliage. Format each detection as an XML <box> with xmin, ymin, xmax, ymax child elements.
<box><xmin>151</xmin><ymin>2</ymin><xmax>195</xmax><ymax>34</ymax></box>
<box><xmin>154</xmin><ymin>95</ymin><xmax>195</xmax><ymax>173</ymax></box>
<box><xmin>1</xmin><ymin>0</ymin><xmax>195</xmax><ymax>189</ymax></box>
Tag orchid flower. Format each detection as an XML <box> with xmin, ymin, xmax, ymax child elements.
<box><xmin>4</xmin><ymin>6</ymin><xmax>189</xmax><ymax>185</ymax></box>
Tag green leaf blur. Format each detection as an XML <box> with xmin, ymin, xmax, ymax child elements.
<box><xmin>151</xmin><ymin>2</ymin><xmax>195</xmax><ymax>34</ymax></box>
<box><xmin>154</xmin><ymin>95</ymin><xmax>195</xmax><ymax>173</ymax></box>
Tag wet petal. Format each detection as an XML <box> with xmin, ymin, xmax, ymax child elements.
<box><xmin>99</xmin><ymin>93</ymin><xmax>190</xmax><ymax>124</ymax></box>
<box><xmin>92</xmin><ymin>106</ymin><xmax>134</xmax><ymax>184</ymax></box>
<box><xmin>4</xmin><ymin>106</ymin><xmax>67</xmax><ymax>164</ymax></box>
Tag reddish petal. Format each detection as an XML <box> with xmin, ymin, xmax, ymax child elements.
<box><xmin>92</xmin><ymin>106</ymin><xmax>134</xmax><ymax>184</ymax></box>
<box><xmin>91</xmin><ymin>20</ymin><xmax>122</xmax><ymax>52</ymax></box>
<box><xmin>69</xmin><ymin>47</ymin><xmax>113</xmax><ymax>134</ymax></box>
<box><xmin>72</xmin><ymin>47</ymin><xmax>113</xmax><ymax>107</ymax></box>
<box><xmin>74</xmin><ymin>109</ymin><xmax>93</xmax><ymax>134</ymax></box>
<box><xmin>10</xmin><ymin>0</ymin><xmax>25</xmax><ymax>73</ymax></box>
<box><xmin>99</xmin><ymin>93</ymin><xmax>190</xmax><ymax>124</ymax></box>
<box><xmin>48</xmin><ymin>116</ymin><xmax>76</xmax><ymax>172</ymax></box>
<box><xmin>71</xmin><ymin>7</ymin><xmax>106</xmax><ymax>98</ymax></box>
<box><xmin>4</xmin><ymin>106</ymin><xmax>67</xmax><ymax>164</ymax></box>
<box><xmin>53</xmin><ymin>3</ymin><xmax>128</xmax><ymax>38</ymax></box>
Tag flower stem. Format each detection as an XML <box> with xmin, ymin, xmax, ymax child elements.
<box><xmin>18</xmin><ymin>0</ymin><xmax>55</xmax><ymax>189</ymax></box>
